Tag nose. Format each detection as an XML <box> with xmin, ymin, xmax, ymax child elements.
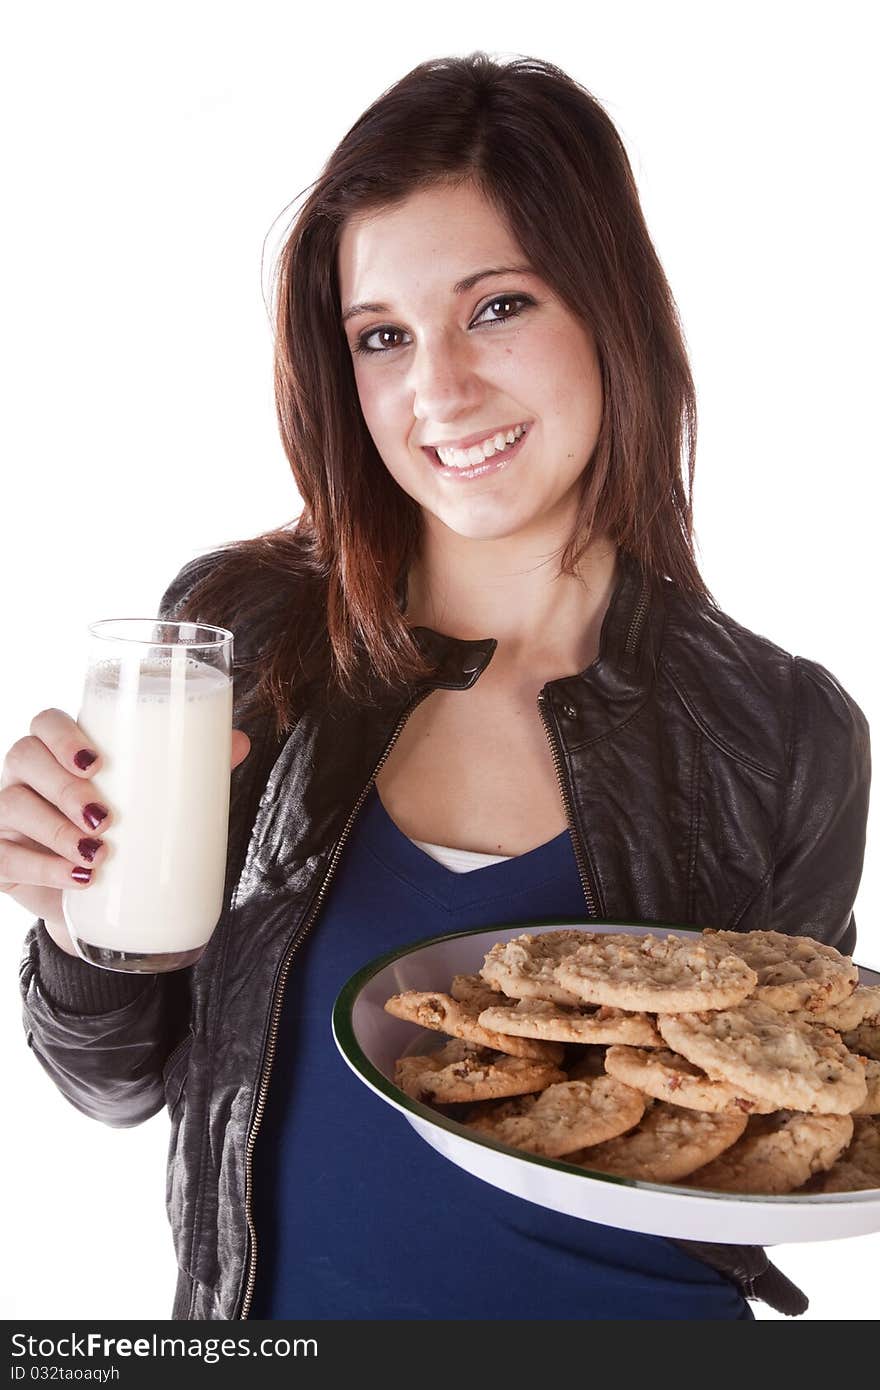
<box><xmin>408</xmin><ymin>329</ymin><xmax>484</xmax><ymax>426</ymax></box>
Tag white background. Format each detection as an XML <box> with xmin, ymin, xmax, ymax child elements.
<box><xmin>2</xmin><ymin>0</ymin><xmax>877</xmax><ymax>1323</ymax></box>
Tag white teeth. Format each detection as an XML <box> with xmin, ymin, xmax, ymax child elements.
<box><xmin>436</xmin><ymin>423</ymin><xmax>526</xmax><ymax>468</ymax></box>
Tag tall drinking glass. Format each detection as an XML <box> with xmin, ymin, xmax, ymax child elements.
<box><xmin>61</xmin><ymin>619</ymin><xmax>234</xmax><ymax>973</ymax></box>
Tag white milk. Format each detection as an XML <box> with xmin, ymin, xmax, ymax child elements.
<box><xmin>62</xmin><ymin>652</ymin><xmax>233</xmax><ymax>953</ymax></box>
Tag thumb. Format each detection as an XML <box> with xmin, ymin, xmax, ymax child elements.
<box><xmin>231</xmin><ymin>728</ymin><xmax>251</xmax><ymax>771</ymax></box>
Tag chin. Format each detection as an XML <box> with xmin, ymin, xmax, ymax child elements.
<box><xmin>432</xmin><ymin>508</ymin><xmax>537</xmax><ymax>542</ymax></box>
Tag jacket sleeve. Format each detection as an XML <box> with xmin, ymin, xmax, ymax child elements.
<box><xmin>675</xmin><ymin>656</ymin><xmax>871</xmax><ymax>1316</ymax></box>
<box><xmin>18</xmin><ymin>551</ymin><xmax>222</xmax><ymax>1128</ymax></box>
<box><xmin>769</xmin><ymin>656</ymin><xmax>871</xmax><ymax>955</ymax></box>
<box><xmin>19</xmin><ymin>925</ymin><xmax>190</xmax><ymax>1128</ymax></box>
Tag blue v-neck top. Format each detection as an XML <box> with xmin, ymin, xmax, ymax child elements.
<box><xmin>247</xmin><ymin>785</ymin><xmax>752</xmax><ymax>1320</ymax></box>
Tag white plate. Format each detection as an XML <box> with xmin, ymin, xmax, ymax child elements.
<box><xmin>333</xmin><ymin>918</ymin><xmax>880</xmax><ymax>1245</ymax></box>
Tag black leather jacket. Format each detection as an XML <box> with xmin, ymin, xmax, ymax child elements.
<box><xmin>19</xmin><ymin>547</ymin><xmax>871</xmax><ymax>1320</ymax></box>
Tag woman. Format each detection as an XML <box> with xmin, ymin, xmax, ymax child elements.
<box><xmin>11</xmin><ymin>53</ymin><xmax>871</xmax><ymax>1320</ymax></box>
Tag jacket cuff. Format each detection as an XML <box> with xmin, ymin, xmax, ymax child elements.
<box><xmin>748</xmin><ymin>1261</ymin><xmax>810</xmax><ymax>1316</ymax></box>
<box><xmin>33</xmin><ymin>920</ymin><xmax>152</xmax><ymax>1015</ymax></box>
<box><xmin>669</xmin><ymin>1238</ymin><xmax>808</xmax><ymax>1316</ymax></box>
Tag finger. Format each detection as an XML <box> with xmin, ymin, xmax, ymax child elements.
<box><xmin>0</xmin><ymin>782</ymin><xmax>106</xmax><ymax>868</ymax></box>
<box><xmin>231</xmin><ymin>728</ymin><xmax>251</xmax><ymax>771</ymax></box>
<box><xmin>0</xmin><ymin>836</ymin><xmax>95</xmax><ymax>894</ymax></box>
<box><xmin>2</xmin><ymin>735</ymin><xmax>111</xmax><ymax>835</ymax></box>
<box><xmin>27</xmin><ymin>707</ymin><xmax>105</xmax><ymax>779</ymax></box>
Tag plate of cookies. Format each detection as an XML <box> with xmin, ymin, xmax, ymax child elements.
<box><xmin>332</xmin><ymin>920</ymin><xmax>880</xmax><ymax>1244</ymax></box>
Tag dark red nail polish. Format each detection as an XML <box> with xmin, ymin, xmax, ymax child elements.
<box><xmin>77</xmin><ymin>837</ymin><xmax>102</xmax><ymax>863</ymax></box>
<box><xmin>74</xmin><ymin>749</ymin><xmax>98</xmax><ymax>770</ymax></box>
<box><xmin>83</xmin><ymin>803</ymin><xmax>108</xmax><ymax>830</ymax></box>
<box><xmin>71</xmin><ymin>866</ymin><xmax>92</xmax><ymax>883</ymax></box>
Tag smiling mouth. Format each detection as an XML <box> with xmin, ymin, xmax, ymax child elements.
<box><xmin>426</xmin><ymin>421</ymin><xmax>530</xmax><ymax>469</ymax></box>
<box><xmin>424</xmin><ymin>422</ymin><xmax>532</xmax><ymax>481</ymax></box>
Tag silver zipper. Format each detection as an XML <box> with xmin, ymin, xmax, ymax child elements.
<box><xmin>237</xmin><ymin>686</ymin><xmax>434</xmax><ymax>1320</ymax></box>
<box><xmin>537</xmin><ymin>693</ymin><xmax>598</xmax><ymax>918</ymax></box>
<box><xmin>238</xmin><ymin>630</ymin><xmax>626</xmax><ymax>1316</ymax></box>
<box><xmin>624</xmin><ymin>580</ymin><xmax>650</xmax><ymax>656</ymax></box>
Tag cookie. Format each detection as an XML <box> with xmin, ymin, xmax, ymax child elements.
<box><xmin>464</xmin><ymin>1077</ymin><xmax>646</xmax><ymax>1158</ymax></box>
<box><xmin>603</xmin><ymin>1045</ymin><xmax>776</xmax><ymax>1114</ymax></box>
<box><xmin>683</xmin><ymin>1111</ymin><xmax>854</xmax><ymax>1193</ymax></box>
<box><xmin>789</xmin><ymin>984</ymin><xmax>880</xmax><ymax>1033</ymax></box>
<box><xmin>383</xmin><ymin>990</ymin><xmax>565</xmax><ymax>1063</ymax></box>
<box><xmin>394</xmin><ymin>1039</ymin><xmax>566</xmax><ymax>1104</ymax></box>
<box><xmin>569</xmin><ymin>1101</ymin><xmax>748</xmax><ymax>1183</ymax></box>
<box><xmin>554</xmin><ymin>933</ymin><xmax>757</xmax><ymax>1012</ymax></box>
<box><xmin>801</xmin><ymin>1116</ymin><xmax>880</xmax><ymax>1193</ymax></box>
<box><xmin>657</xmin><ymin>1000</ymin><xmax>869</xmax><ymax>1115</ymax></box>
<box><xmin>479</xmin><ymin>930</ymin><xmax>598</xmax><ymax>1006</ymax></box>
<box><xmin>477</xmin><ymin>997</ymin><xmax>663</xmax><ymax>1047</ymax></box>
<box><xmin>852</xmin><ymin>1057</ymin><xmax>880</xmax><ymax>1116</ymax></box>
<box><xmin>702</xmin><ymin>929</ymin><xmax>858</xmax><ymax>1013</ymax></box>
<box><xmin>449</xmin><ymin>973</ymin><xmax>507</xmax><ymax>1011</ymax></box>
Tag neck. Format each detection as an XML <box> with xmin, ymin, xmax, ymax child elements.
<box><xmin>404</xmin><ymin>529</ymin><xmax>620</xmax><ymax>679</ymax></box>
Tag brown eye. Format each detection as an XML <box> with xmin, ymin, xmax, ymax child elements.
<box><xmin>354</xmin><ymin>326</ymin><xmax>406</xmax><ymax>355</ymax></box>
<box><xmin>352</xmin><ymin>293</ymin><xmax>533</xmax><ymax>357</ymax></box>
<box><xmin>477</xmin><ymin>294</ymin><xmax>532</xmax><ymax>325</ymax></box>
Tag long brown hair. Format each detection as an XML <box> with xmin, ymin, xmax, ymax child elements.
<box><xmin>174</xmin><ymin>51</ymin><xmax>716</xmax><ymax>738</ymax></box>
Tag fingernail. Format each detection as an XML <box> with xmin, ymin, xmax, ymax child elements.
<box><xmin>71</xmin><ymin>866</ymin><xmax>92</xmax><ymax>883</ymax></box>
<box><xmin>77</xmin><ymin>837</ymin><xmax>102</xmax><ymax>863</ymax></box>
<box><xmin>74</xmin><ymin>749</ymin><xmax>98</xmax><ymax>770</ymax></box>
<box><xmin>83</xmin><ymin>803</ymin><xmax>108</xmax><ymax>830</ymax></box>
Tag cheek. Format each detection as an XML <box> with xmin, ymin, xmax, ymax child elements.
<box><xmin>514</xmin><ymin>320</ymin><xmax>592</xmax><ymax>396</ymax></box>
<box><xmin>352</xmin><ymin>369</ymin><xmax>389</xmax><ymax>433</ymax></box>
<box><xmin>535</xmin><ymin>330</ymin><xmax>602</xmax><ymax>438</ymax></box>
<box><xmin>353</xmin><ymin>382</ymin><xmax>415</xmax><ymax>475</ymax></box>
<box><xmin>354</xmin><ymin>391</ymin><xmax>425</xmax><ymax>497</ymax></box>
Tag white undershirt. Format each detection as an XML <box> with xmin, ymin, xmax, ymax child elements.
<box><xmin>409</xmin><ymin>838</ymin><xmax>514</xmax><ymax>874</ymax></box>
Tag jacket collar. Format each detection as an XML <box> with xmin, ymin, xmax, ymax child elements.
<box><xmin>261</xmin><ymin>550</ymin><xmax>665</xmax><ymax>879</ymax></box>
<box><xmin>402</xmin><ymin>548</ymin><xmax>664</xmax><ymax>697</ymax></box>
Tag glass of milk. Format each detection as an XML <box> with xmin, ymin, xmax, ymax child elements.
<box><xmin>61</xmin><ymin>618</ymin><xmax>234</xmax><ymax>973</ymax></box>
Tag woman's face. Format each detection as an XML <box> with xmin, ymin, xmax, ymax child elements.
<box><xmin>337</xmin><ymin>179</ymin><xmax>604</xmax><ymax>546</ymax></box>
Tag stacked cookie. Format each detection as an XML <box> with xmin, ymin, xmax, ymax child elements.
<box><xmin>384</xmin><ymin>928</ymin><xmax>880</xmax><ymax>1194</ymax></box>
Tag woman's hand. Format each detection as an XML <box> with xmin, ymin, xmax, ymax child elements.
<box><xmin>0</xmin><ymin>709</ymin><xmax>251</xmax><ymax>956</ymax></box>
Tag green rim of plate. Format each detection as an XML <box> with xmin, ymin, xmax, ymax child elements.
<box><xmin>332</xmin><ymin>917</ymin><xmax>876</xmax><ymax>1205</ymax></box>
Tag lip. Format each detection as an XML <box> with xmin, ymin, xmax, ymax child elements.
<box><xmin>423</xmin><ymin>422</ymin><xmax>531</xmax><ymax>482</ymax></box>
<box><xmin>422</xmin><ymin>420</ymin><xmax>531</xmax><ymax>454</ymax></box>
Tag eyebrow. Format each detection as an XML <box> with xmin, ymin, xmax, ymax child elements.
<box><xmin>341</xmin><ymin>264</ymin><xmax>536</xmax><ymax>324</ymax></box>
